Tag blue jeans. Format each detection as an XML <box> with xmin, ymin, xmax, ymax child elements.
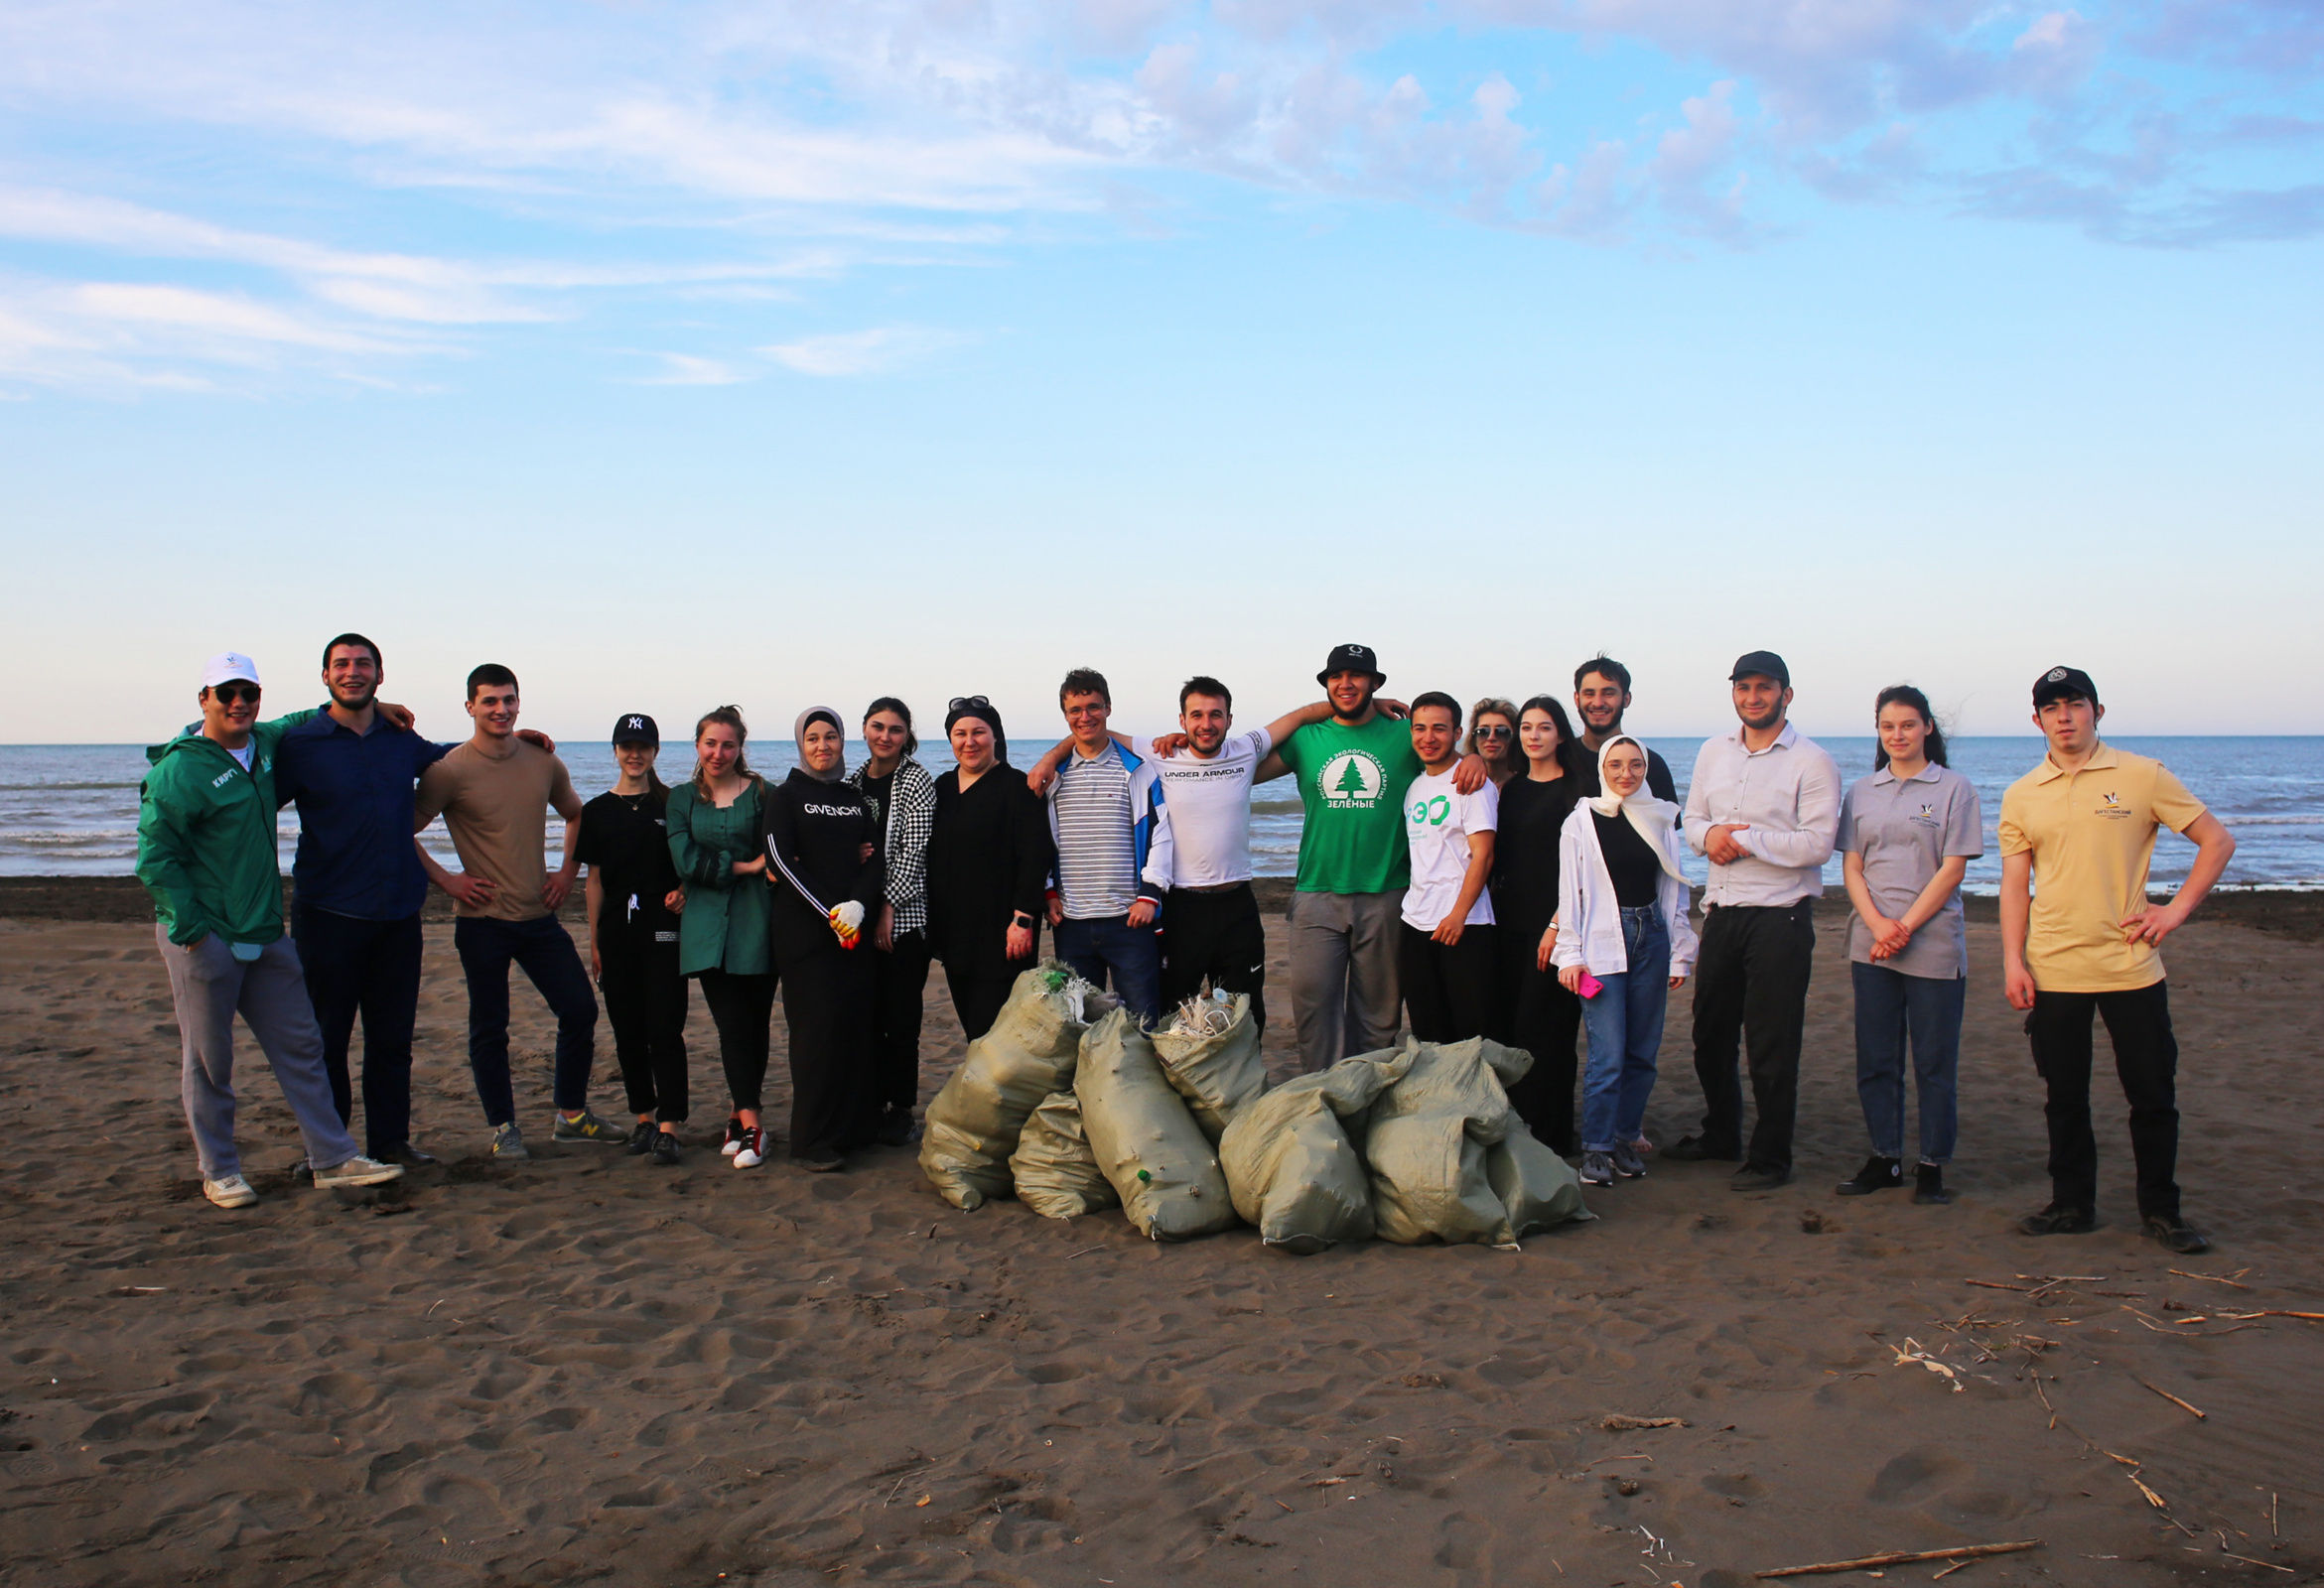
<box><xmin>1055</xmin><ymin>913</ymin><xmax>1162</xmax><ymax>1024</ymax></box>
<box><xmin>1579</xmin><ymin>906</ymin><xmax>1670</xmax><ymax>1153</ymax></box>
<box><xmin>1850</xmin><ymin>961</ymin><xmax>1964</xmax><ymax>1164</ymax></box>
<box><xmin>454</xmin><ymin>915</ymin><xmax>600</xmax><ymax>1125</ymax></box>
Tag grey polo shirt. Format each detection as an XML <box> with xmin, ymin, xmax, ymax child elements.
<box><xmin>1837</xmin><ymin>763</ymin><xmax>1982</xmax><ymax>979</ymax></box>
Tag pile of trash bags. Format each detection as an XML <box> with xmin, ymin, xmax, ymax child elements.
<box><xmin>919</xmin><ymin>965</ymin><xmax>1590</xmax><ymax>1252</ymax></box>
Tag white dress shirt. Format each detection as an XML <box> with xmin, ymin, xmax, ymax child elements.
<box><xmin>1683</xmin><ymin>721</ymin><xmax>1843</xmax><ymax>908</ymax></box>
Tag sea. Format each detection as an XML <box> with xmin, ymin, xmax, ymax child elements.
<box><xmin>4</xmin><ymin>736</ymin><xmax>2318</xmax><ymax>893</ymax></box>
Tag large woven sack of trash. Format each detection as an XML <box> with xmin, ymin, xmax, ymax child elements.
<box><xmin>1075</xmin><ymin>1007</ymin><xmax>1238</xmax><ymax>1241</ymax></box>
<box><xmin>919</xmin><ymin>962</ymin><xmax>1115</xmax><ymax>1211</ymax></box>
<box><xmin>1009</xmin><ymin>1091</ymin><xmax>1120</xmax><ymax>1220</ymax></box>
<box><xmin>1365</xmin><ymin>1036</ymin><xmax>1591</xmax><ymax>1247</ymax></box>
<box><xmin>1219</xmin><ymin>1045</ymin><xmax>1413</xmax><ymax>1255</ymax></box>
<box><xmin>1152</xmin><ymin>991</ymin><xmax>1267</xmax><ymax>1142</ymax></box>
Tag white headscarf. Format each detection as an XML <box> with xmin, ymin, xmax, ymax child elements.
<box><xmin>1586</xmin><ymin>735</ymin><xmax>1689</xmax><ymax>882</ymax></box>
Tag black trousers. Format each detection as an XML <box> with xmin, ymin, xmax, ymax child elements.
<box><xmin>293</xmin><ymin>905</ymin><xmax>424</xmax><ymax>1155</ymax></box>
<box><xmin>1160</xmin><ymin>884</ymin><xmax>1269</xmax><ymax>1030</ymax></box>
<box><xmin>2026</xmin><ymin>982</ymin><xmax>2180</xmax><ymax>1219</ymax></box>
<box><xmin>697</xmin><ymin>969</ymin><xmax>776</xmax><ymax>1115</ymax></box>
<box><xmin>941</xmin><ymin>925</ymin><xmax>1041</xmax><ymax>1044</ymax></box>
<box><xmin>871</xmin><ymin>928</ymin><xmax>933</xmax><ymax>1116</ymax></box>
<box><xmin>1398</xmin><ymin>922</ymin><xmax>1500</xmax><ymax>1044</ymax></box>
<box><xmin>1690</xmin><ymin>899</ymin><xmax>1815</xmax><ymax>1172</ymax></box>
<box><xmin>597</xmin><ymin>926</ymin><xmax>689</xmax><ymax>1122</ymax></box>
<box><xmin>782</xmin><ymin>947</ymin><xmax>877</xmax><ymax>1159</ymax></box>
<box><xmin>1495</xmin><ymin>925</ymin><xmax>1584</xmax><ymax>1154</ymax></box>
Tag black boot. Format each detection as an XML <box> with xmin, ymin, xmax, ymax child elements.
<box><xmin>1913</xmin><ymin>1162</ymin><xmax>1950</xmax><ymax>1205</ymax></box>
<box><xmin>1836</xmin><ymin>1154</ymin><xmax>1903</xmax><ymax>1196</ymax></box>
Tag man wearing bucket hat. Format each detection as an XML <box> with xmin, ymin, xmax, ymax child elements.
<box><xmin>137</xmin><ymin>651</ymin><xmax>406</xmax><ymax>1209</ymax></box>
<box><xmin>1270</xmin><ymin>644</ymin><xmax>1487</xmax><ymax>1070</ymax></box>
<box><xmin>1998</xmin><ymin>666</ymin><xmax>2235</xmax><ymax>1254</ymax></box>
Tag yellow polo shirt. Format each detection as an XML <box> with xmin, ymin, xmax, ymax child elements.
<box><xmin>1997</xmin><ymin>743</ymin><xmax>2207</xmax><ymax>993</ymax></box>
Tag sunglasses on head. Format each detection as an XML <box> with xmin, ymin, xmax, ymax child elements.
<box><xmin>210</xmin><ymin>684</ymin><xmax>261</xmax><ymax>706</ymax></box>
<box><xmin>948</xmin><ymin>695</ymin><xmax>990</xmax><ymax>713</ymax></box>
<box><xmin>1472</xmin><ymin>724</ymin><xmax>1512</xmax><ymax>739</ymax></box>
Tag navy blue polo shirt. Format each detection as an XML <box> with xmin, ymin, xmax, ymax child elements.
<box><xmin>274</xmin><ymin>707</ymin><xmax>450</xmax><ymax>920</ymax></box>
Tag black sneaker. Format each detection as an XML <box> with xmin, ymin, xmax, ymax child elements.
<box><xmin>2017</xmin><ymin>1203</ymin><xmax>2097</xmax><ymax>1237</ymax></box>
<box><xmin>625</xmin><ymin>1121</ymin><xmax>655</xmax><ymax>1155</ymax></box>
<box><xmin>1729</xmin><ymin>1163</ymin><xmax>1791</xmax><ymax>1192</ymax></box>
<box><xmin>2142</xmin><ymin>1215</ymin><xmax>2210</xmax><ymax>1255</ymax></box>
<box><xmin>1836</xmin><ymin>1155</ymin><xmax>1903</xmax><ymax>1197</ymax></box>
<box><xmin>651</xmin><ymin>1128</ymin><xmax>682</xmax><ymax>1167</ymax></box>
<box><xmin>873</xmin><ymin>1108</ymin><xmax>915</xmax><ymax>1147</ymax></box>
<box><xmin>1913</xmin><ymin>1163</ymin><xmax>1951</xmax><ymax>1205</ymax></box>
<box><xmin>1664</xmin><ymin>1134</ymin><xmax>1741</xmax><ymax>1162</ymax></box>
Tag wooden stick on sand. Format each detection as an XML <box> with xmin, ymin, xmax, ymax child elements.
<box><xmin>1754</xmin><ymin>1539</ymin><xmax>2042</xmax><ymax>1578</ymax></box>
<box><xmin>2137</xmin><ymin>1380</ymin><xmax>2207</xmax><ymax>1419</ymax></box>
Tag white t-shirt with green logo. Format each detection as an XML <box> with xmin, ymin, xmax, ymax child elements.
<box><xmin>1400</xmin><ymin>768</ymin><xmax>1499</xmax><ymax>931</ymax></box>
<box><xmin>1278</xmin><ymin>714</ymin><xmax>1424</xmax><ymax>895</ymax></box>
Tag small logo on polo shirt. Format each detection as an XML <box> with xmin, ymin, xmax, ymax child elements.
<box><xmin>1914</xmin><ymin>801</ymin><xmax>1939</xmax><ymax>824</ymax></box>
<box><xmin>2096</xmin><ymin>790</ymin><xmax>2131</xmax><ymax>819</ymax></box>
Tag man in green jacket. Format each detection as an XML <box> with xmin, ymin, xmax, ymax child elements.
<box><xmin>138</xmin><ymin>651</ymin><xmax>405</xmax><ymax>1209</ymax></box>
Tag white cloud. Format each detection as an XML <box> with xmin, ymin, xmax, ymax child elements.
<box><xmin>637</xmin><ymin>352</ymin><xmax>753</xmax><ymax>385</ymax></box>
<box><xmin>759</xmin><ymin>326</ymin><xmax>973</xmax><ymax>376</ymax></box>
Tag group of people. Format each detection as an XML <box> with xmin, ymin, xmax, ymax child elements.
<box><xmin>136</xmin><ymin>636</ymin><xmax>2234</xmax><ymax>1254</ymax></box>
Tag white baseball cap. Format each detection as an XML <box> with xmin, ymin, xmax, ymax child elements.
<box><xmin>202</xmin><ymin>651</ymin><xmax>261</xmax><ymax>689</ymax></box>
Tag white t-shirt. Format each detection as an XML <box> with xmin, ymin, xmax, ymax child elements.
<box><xmin>1401</xmin><ymin>769</ymin><xmax>1498</xmax><ymax>931</ymax></box>
<box><xmin>1132</xmin><ymin>728</ymin><xmax>1269</xmax><ymax>888</ymax></box>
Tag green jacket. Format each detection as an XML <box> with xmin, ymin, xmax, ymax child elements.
<box><xmin>666</xmin><ymin>779</ymin><xmax>772</xmax><ymax>977</ymax></box>
<box><xmin>136</xmin><ymin>714</ymin><xmax>313</xmax><ymax>947</ymax></box>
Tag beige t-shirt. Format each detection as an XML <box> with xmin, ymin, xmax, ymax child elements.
<box><xmin>414</xmin><ymin>739</ymin><xmax>582</xmax><ymax>922</ymax></box>
<box><xmin>1997</xmin><ymin>743</ymin><xmax>2208</xmax><ymax>993</ymax></box>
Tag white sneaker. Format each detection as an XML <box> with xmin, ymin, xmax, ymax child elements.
<box><xmin>204</xmin><ymin>1174</ymin><xmax>258</xmax><ymax>1209</ymax></box>
<box><xmin>314</xmin><ymin>1155</ymin><xmax>405</xmax><ymax>1189</ymax></box>
<box><xmin>733</xmin><ymin>1126</ymin><xmax>769</xmax><ymax>1169</ymax></box>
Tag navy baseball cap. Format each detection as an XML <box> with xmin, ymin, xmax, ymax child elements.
<box><xmin>611</xmin><ymin>713</ymin><xmax>659</xmax><ymax>746</ymax></box>
<box><xmin>1318</xmin><ymin>642</ymin><xmax>1384</xmax><ymax>686</ymax></box>
<box><xmin>1729</xmin><ymin>650</ymin><xmax>1790</xmax><ymax>687</ymax></box>
<box><xmin>2032</xmin><ymin>666</ymin><xmax>2099</xmax><ymax>709</ymax></box>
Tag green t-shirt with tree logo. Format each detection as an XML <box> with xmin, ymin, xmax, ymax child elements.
<box><xmin>1277</xmin><ymin>713</ymin><xmax>1423</xmax><ymax>894</ymax></box>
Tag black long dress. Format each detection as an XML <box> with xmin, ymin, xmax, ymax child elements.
<box><xmin>1490</xmin><ymin>771</ymin><xmax>1586</xmax><ymax>1153</ymax></box>
<box><xmin>926</xmin><ymin>766</ymin><xmax>1053</xmax><ymax>1041</ymax></box>
<box><xmin>763</xmin><ymin>769</ymin><xmax>884</xmax><ymax>1161</ymax></box>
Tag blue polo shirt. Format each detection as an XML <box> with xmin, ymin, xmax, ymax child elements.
<box><xmin>273</xmin><ymin>707</ymin><xmax>450</xmax><ymax>920</ymax></box>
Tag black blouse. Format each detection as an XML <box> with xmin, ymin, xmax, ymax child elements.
<box><xmin>1592</xmin><ymin>809</ymin><xmax>1664</xmax><ymax>908</ymax></box>
<box><xmin>1492</xmin><ymin>772</ymin><xmax>1583</xmax><ymax>938</ymax></box>
<box><xmin>762</xmin><ymin>769</ymin><xmax>884</xmax><ymax>966</ymax></box>
<box><xmin>926</xmin><ymin>766</ymin><xmax>1053</xmax><ymax>963</ymax></box>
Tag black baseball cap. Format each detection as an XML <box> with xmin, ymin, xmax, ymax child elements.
<box><xmin>1318</xmin><ymin>642</ymin><xmax>1384</xmax><ymax>687</ymax></box>
<box><xmin>1729</xmin><ymin>649</ymin><xmax>1790</xmax><ymax>687</ymax></box>
<box><xmin>2032</xmin><ymin>666</ymin><xmax>2099</xmax><ymax>709</ymax></box>
<box><xmin>611</xmin><ymin>713</ymin><xmax>659</xmax><ymax>746</ymax></box>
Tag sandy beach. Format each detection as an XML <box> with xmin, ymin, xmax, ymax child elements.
<box><xmin>2</xmin><ymin>887</ymin><xmax>2318</xmax><ymax>1587</ymax></box>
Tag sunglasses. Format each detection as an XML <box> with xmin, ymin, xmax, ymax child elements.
<box><xmin>948</xmin><ymin>695</ymin><xmax>990</xmax><ymax>713</ymax></box>
<box><xmin>1472</xmin><ymin>724</ymin><xmax>1513</xmax><ymax>739</ymax></box>
<box><xmin>210</xmin><ymin>684</ymin><xmax>262</xmax><ymax>706</ymax></box>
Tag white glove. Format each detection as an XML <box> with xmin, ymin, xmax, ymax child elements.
<box><xmin>829</xmin><ymin>899</ymin><xmax>866</xmax><ymax>946</ymax></box>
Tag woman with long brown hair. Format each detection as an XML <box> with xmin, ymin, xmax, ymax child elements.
<box><xmin>666</xmin><ymin>706</ymin><xmax>777</xmax><ymax>1168</ymax></box>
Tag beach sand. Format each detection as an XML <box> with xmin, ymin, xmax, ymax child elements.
<box><xmin>2</xmin><ymin>894</ymin><xmax>2318</xmax><ymax>1587</ymax></box>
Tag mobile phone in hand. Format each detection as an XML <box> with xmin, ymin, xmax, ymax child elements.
<box><xmin>1576</xmin><ymin>972</ymin><xmax>1604</xmax><ymax>999</ymax></box>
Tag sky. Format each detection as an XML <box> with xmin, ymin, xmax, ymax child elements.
<box><xmin>2</xmin><ymin>0</ymin><xmax>2320</xmax><ymax>747</ymax></box>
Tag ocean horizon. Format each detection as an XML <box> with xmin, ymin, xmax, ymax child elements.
<box><xmin>5</xmin><ymin>735</ymin><xmax>2318</xmax><ymax>893</ymax></box>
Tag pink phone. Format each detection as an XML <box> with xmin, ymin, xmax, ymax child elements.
<box><xmin>1576</xmin><ymin>972</ymin><xmax>1604</xmax><ymax>999</ymax></box>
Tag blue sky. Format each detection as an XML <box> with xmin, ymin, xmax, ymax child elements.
<box><xmin>3</xmin><ymin>0</ymin><xmax>2319</xmax><ymax>746</ymax></box>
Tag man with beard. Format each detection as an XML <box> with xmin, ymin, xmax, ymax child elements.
<box><xmin>1572</xmin><ymin>656</ymin><xmax>1679</xmax><ymax>804</ymax></box>
<box><xmin>271</xmin><ymin>634</ymin><xmax>460</xmax><ymax>1165</ymax></box>
<box><xmin>1670</xmin><ymin>651</ymin><xmax>1842</xmax><ymax>1191</ymax></box>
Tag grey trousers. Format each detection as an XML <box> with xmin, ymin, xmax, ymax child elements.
<box><xmin>1286</xmin><ymin>888</ymin><xmax>1406</xmax><ymax>1073</ymax></box>
<box><xmin>157</xmin><ymin>926</ymin><xmax>361</xmax><ymax>1181</ymax></box>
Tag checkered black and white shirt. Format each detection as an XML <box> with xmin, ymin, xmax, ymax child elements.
<box><xmin>849</xmin><ymin>755</ymin><xmax>935</xmax><ymax>934</ymax></box>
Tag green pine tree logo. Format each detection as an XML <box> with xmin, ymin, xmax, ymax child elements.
<box><xmin>1333</xmin><ymin>758</ymin><xmax>1368</xmax><ymax>796</ymax></box>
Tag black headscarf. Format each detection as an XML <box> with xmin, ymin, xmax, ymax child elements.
<box><xmin>943</xmin><ymin>699</ymin><xmax>1007</xmax><ymax>764</ymax></box>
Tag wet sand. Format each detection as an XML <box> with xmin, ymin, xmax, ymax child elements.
<box><xmin>1</xmin><ymin>892</ymin><xmax>2318</xmax><ymax>1587</ymax></box>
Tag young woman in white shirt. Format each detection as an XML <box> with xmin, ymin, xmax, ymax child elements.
<box><xmin>1554</xmin><ymin>735</ymin><xmax>1698</xmax><ymax>1187</ymax></box>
